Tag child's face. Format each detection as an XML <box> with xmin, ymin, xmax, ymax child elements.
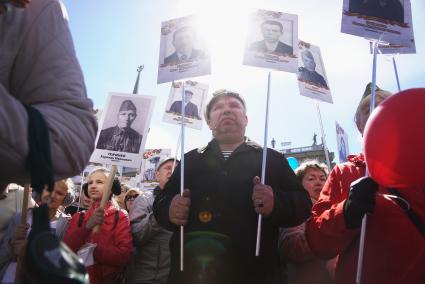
<box><xmin>87</xmin><ymin>172</ymin><xmax>107</xmax><ymax>202</ymax></box>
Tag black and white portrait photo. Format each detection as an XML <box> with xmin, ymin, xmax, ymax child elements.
<box><xmin>163</xmin><ymin>26</ymin><xmax>207</xmax><ymax>66</ymax></box>
<box><xmin>157</xmin><ymin>15</ymin><xmax>211</xmax><ymax>84</ymax></box>
<box><xmin>297</xmin><ymin>41</ymin><xmax>333</xmax><ymax>104</ymax></box>
<box><xmin>90</xmin><ymin>92</ymin><xmax>155</xmax><ymax>168</ymax></box>
<box><xmin>167</xmin><ymin>89</ymin><xmax>201</xmax><ymax>120</ymax></box>
<box><xmin>96</xmin><ymin>99</ymin><xmax>143</xmax><ymax>154</ymax></box>
<box><xmin>298</xmin><ymin>47</ymin><xmax>328</xmax><ymax>89</ymax></box>
<box><xmin>243</xmin><ymin>9</ymin><xmax>299</xmax><ymax>73</ymax></box>
<box><xmin>249</xmin><ymin>20</ymin><xmax>293</xmax><ymax>56</ymax></box>
<box><xmin>163</xmin><ymin>81</ymin><xmax>208</xmax><ymax>130</ymax></box>
<box><xmin>349</xmin><ymin>0</ymin><xmax>404</xmax><ymax>23</ymax></box>
<box><xmin>341</xmin><ymin>0</ymin><xmax>414</xmax><ymax>47</ymax></box>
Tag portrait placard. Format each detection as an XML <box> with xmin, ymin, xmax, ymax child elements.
<box><xmin>243</xmin><ymin>9</ymin><xmax>298</xmax><ymax>73</ymax></box>
<box><xmin>163</xmin><ymin>80</ymin><xmax>208</xmax><ymax>130</ymax></box>
<box><xmin>297</xmin><ymin>41</ymin><xmax>333</xmax><ymax>104</ymax></box>
<box><xmin>341</xmin><ymin>0</ymin><xmax>414</xmax><ymax>46</ymax></box>
<box><xmin>157</xmin><ymin>15</ymin><xmax>211</xmax><ymax>84</ymax></box>
<box><xmin>336</xmin><ymin>122</ymin><xmax>349</xmax><ymax>163</ymax></box>
<box><xmin>140</xmin><ymin>149</ymin><xmax>172</xmax><ymax>190</ymax></box>
<box><xmin>90</xmin><ymin>92</ymin><xmax>155</xmax><ymax>169</ymax></box>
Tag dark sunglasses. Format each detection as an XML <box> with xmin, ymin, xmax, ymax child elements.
<box><xmin>125</xmin><ymin>194</ymin><xmax>139</xmax><ymax>201</ymax></box>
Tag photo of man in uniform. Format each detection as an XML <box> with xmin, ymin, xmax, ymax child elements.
<box><xmin>167</xmin><ymin>90</ymin><xmax>201</xmax><ymax>120</ymax></box>
<box><xmin>96</xmin><ymin>100</ymin><xmax>143</xmax><ymax>153</ymax></box>
<box><xmin>349</xmin><ymin>0</ymin><xmax>404</xmax><ymax>23</ymax></box>
<box><xmin>298</xmin><ymin>49</ymin><xmax>328</xmax><ymax>89</ymax></box>
<box><xmin>164</xmin><ymin>26</ymin><xmax>206</xmax><ymax>65</ymax></box>
<box><xmin>250</xmin><ymin>20</ymin><xmax>293</xmax><ymax>55</ymax></box>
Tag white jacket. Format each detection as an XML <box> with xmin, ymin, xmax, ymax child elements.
<box><xmin>0</xmin><ymin>0</ymin><xmax>97</xmax><ymax>189</ymax></box>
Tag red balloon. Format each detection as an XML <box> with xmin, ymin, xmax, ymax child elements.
<box><xmin>364</xmin><ymin>88</ymin><xmax>425</xmax><ymax>188</ymax></box>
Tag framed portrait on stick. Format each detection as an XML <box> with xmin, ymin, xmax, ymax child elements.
<box><xmin>341</xmin><ymin>0</ymin><xmax>414</xmax><ymax>47</ymax></box>
<box><xmin>297</xmin><ymin>41</ymin><xmax>333</xmax><ymax>104</ymax></box>
<box><xmin>90</xmin><ymin>92</ymin><xmax>155</xmax><ymax>169</ymax></box>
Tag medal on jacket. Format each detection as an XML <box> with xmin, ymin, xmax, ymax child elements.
<box><xmin>198</xmin><ymin>211</ymin><xmax>212</xmax><ymax>223</ymax></box>
<box><xmin>198</xmin><ymin>195</ymin><xmax>214</xmax><ymax>223</ymax></box>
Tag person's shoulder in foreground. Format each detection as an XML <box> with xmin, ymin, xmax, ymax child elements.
<box><xmin>0</xmin><ymin>0</ymin><xmax>97</xmax><ymax>189</ymax></box>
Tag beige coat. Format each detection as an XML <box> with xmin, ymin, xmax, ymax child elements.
<box><xmin>0</xmin><ymin>0</ymin><xmax>97</xmax><ymax>189</ymax></box>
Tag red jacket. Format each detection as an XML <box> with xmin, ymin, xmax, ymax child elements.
<box><xmin>64</xmin><ymin>201</ymin><xmax>133</xmax><ymax>284</ymax></box>
<box><xmin>306</xmin><ymin>154</ymin><xmax>425</xmax><ymax>284</ymax></box>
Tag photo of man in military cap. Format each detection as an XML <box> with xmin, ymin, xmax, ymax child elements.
<box><xmin>96</xmin><ymin>99</ymin><xmax>143</xmax><ymax>153</ymax></box>
<box><xmin>298</xmin><ymin>49</ymin><xmax>328</xmax><ymax>89</ymax></box>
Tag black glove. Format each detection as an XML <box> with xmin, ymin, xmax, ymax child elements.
<box><xmin>343</xmin><ymin>177</ymin><xmax>378</xmax><ymax>229</ymax></box>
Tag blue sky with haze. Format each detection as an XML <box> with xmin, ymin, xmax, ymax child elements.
<box><xmin>63</xmin><ymin>0</ymin><xmax>425</xmax><ymax>163</ymax></box>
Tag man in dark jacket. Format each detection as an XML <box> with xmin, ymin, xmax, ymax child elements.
<box><xmin>96</xmin><ymin>99</ymin><xmax>142</xmax><ymax>154</ymax></box>
<box><xmin>153</xmin><ymin>89</ymin><xmax>312</xmax><ymax>284</ymax></box>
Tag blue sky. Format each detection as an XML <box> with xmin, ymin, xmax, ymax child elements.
<box><xmin>63</xmin><ymin>0</ymin><xmax>425</xmax><ymax>163</ymax></box>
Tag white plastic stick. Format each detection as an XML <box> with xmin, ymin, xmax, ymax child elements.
<box><xmin>172</xmin><ymin>131</ymin><xmax>182</xmax><ymax>173</ymax></box>
<box><xmin>180</xmin><ymin>83</ymin><xmax>186</xmax><ymax>271</ymax></box>
<box><xmin>356</xmin><ymin>39</ymin><xmax>378</xmax><ymax>284</ymax></box>
<box><xmin>256</xmin><ymin>72</ymin><xmax>272</xmax><ymax>256</ymax></box>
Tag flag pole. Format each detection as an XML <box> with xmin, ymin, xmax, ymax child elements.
<box><xmin>392</xmin><ymin>56</ymin><xmax>401</xmax><ymax>92</ymax></box>
<box><xmin>315</xmin><ymin>102</ymin><xmax>331</xmax><ymax>170</ymax></box>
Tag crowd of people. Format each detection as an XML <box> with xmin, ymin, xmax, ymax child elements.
<box><xmin>1</xmin><ymin>82</ymin><xmax>423</xmax><ymax>284</ymax></box>
<box><xmin>1</xmin><ymin>0</ymin><xmax>424</xmax><ymax>284</ymax></box>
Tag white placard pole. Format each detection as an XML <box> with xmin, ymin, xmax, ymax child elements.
<box><xmin>180</xmin><ymin>83</ymin><xmax>186</xmax><ymax>271</ymax></box>
<box><xmin>256</xmin><ymin>72</ymin><xmax>272</xmax><ymax>256</ymax></box>
<box><xmin>356</xmin><ymin>39</ymin><xmax>379</xmax><ymax>284</ymax></box>
<box><xmin>172</xmin><ymin>131</ymin><xmax>182</xmax><ymax>173</ymax></box>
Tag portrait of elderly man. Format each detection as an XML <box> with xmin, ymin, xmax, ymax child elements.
<box><xmin>349</xmin><ymin>0</ymin><xmax>404</xmax><ymax>23</ymax></box>
<box><xmin>168</xmin><ymin>90</ymin><xmax>201</xmax><ymax>119</ymax></box>
<box><xmin>298</xmin><ymin>49</ymin><xmax>329</xmax><ymax>89</ymax></box>
<box><xmin>250</xmin><ymin>20</ymin><xmax>293</xmax><ymax>55</ymax></box>
<box><xmin>96</xmin><ymin>99</ymin><xmax>143</xmax><ymax>153</ymax></box>
<box><xmin>164</xmin><ymin>26</ymin><xmax>206</xmax><ymax>65</ymax></box>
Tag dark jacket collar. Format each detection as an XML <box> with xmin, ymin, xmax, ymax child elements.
<box><xmin>197</xmin><ymin>137</ymin><xmax>262</xmax><ymax>156</ymax></box>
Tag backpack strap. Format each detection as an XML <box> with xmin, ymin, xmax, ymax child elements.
<box><xmin>387</xmin><ymin>188</ymin><xmax>425</xmax><ymax>237</ymax></box>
